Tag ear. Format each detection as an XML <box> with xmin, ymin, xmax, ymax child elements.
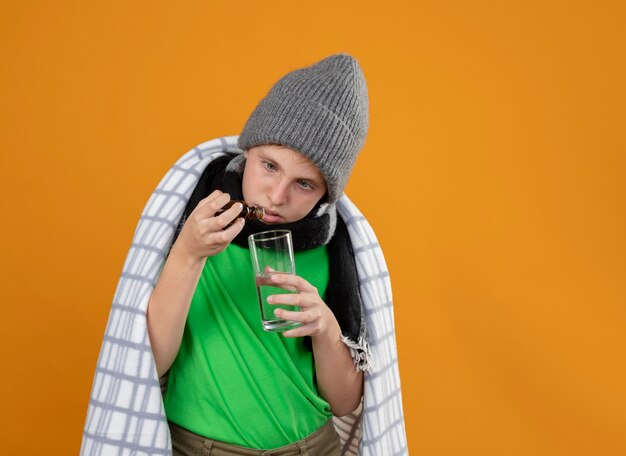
<box><xmin>243</xmin><ymin>150</ymin><xmax>249</xmax><ymax>158</ymax></box>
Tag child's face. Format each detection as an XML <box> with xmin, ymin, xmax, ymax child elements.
<box><xmin>242</xmin><ymin>145</ymin><xmax>328</xmax><ymax>224</ymax></box>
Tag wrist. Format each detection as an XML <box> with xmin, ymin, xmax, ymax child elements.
<box><xmin>170</xmin><ymin>241</ymin><xmax>206</xmax><ymax>270</ymax></box>
<box><xmin>312</xmin><ymin>317</ymin><xmax>342</xmax><ymax>348</ymax></box>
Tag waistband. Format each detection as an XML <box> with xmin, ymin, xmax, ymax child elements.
<box><xmin>168</xmin><ymin>420</ymin><xmax>338</xmax><ymax>456</ymax></box>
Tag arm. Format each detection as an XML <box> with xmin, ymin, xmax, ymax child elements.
<box><xmin>147</xmin><ymin>190</ymin><xmax>245</xmax><ymax>377</ymax></box>
<box><xmin>268</xmin><ymin>274</ymin><xmax>364</xmax><ymax>416</ymax></box>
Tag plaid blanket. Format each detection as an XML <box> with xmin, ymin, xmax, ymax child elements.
<box><xmin>81</xmin><ymin>136</ymin><xmax>408</xmax><ymax>455</ymax></box>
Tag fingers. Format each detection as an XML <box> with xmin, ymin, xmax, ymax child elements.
<box><xmin>269</xmin><ymin>273</ymin><xmax>317</xmax><ymax>294</ymax></box>
<box><xmin>274</xmin><ymin>307</ymin><xmax>320</xmax><ymax>323</ymax></box>
<box><xmin>268</xmin><ymin>291</ymin><xmax>323</xmax><ymax>334</ymax></box>
<box><xmin>194</xmin><ymin>191</ymin><xmax>245</xmax><ymax>231</ymax></box>
<box><xmin>220</xmin><ymin>216</ymin><xmax>246</xmax><ymax>240</ymax></box>
<box><xmin>267</xmin><ymin>293</ymin><xmax>305</xmax><ymax>307</ymax></box>
<box><xmin>213</xmin><ymin>202</ymin><xmax>244</xmax><ymax>230</ymax></box>
<box><xmin>195</xmin><ymin>191</ymin><xmax>235</xmax><ymax>218</ymax></box>
<box><xmin>276</xmin><ymin>303</ymin><xmax>339</xmax><ymax>339</ymax></box>
<box><xmin>195</xmin><ymin>190</ymin><xmax>228</xmax><ymax>213</ymax></box>
<box><xmin>282</xmin><ymin>322</ymin><xmax>317</xmax><ymax>338</ymax></box>
<box><xmin>200</xmin><ymin>214</ymin><xmax>245</xmax><ymax>246</ymax></box>
<box><xmin>273</xmin><ymin>307</ymin><xmax>316</xmax><ymax>339</ymax></box>
<box><xmin>177</xmin><ymin>189</ymin><xmax>247</xmax><ymax>258</ymax></box>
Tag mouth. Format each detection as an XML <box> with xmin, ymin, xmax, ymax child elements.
<box><xmin>259</xmin><ymin>207</ymin><xmax>284</xmax><ymax>223</ymax></box>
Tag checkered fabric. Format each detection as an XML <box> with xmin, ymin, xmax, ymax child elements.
<box><xmin>81</xmin><ymin>136</ymin><xmax>408</xmax><ymax>455</ymax></box>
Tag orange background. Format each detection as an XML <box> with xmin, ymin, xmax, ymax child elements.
<box><xmin>1</xmin><ymin>1</ymin><xmax>625</xmax><ymax>455</ymax></box>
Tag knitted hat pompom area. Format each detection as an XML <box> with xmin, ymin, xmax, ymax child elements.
<box><xmin>238</xmin><ymin>53</ymin><xmax>369</xmax><ymax>205</ymax></box>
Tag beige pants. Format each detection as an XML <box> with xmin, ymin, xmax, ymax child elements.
<box><xmin>169</xmin><ymin>420</ymin><xmax>341</xmax><ymax>456</ymax></box>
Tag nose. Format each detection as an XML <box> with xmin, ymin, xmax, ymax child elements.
<box><xmin>267</xmin><ymin>179</ymin><xmax>289</xmax><ymax>206</ymax></box>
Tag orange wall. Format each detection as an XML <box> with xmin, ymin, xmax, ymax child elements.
<box><xmin>1</xmin><ymin>1</ymin><xmax>625</xmax><ymax>454</ymax></box>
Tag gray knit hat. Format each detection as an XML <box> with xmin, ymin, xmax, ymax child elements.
<box><xmin>238</xmin><ymin>53</ymin><xmax>369</xmax><ymax>204</ymax></box>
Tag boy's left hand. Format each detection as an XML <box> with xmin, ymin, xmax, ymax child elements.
<box><xmin>267</xmin><ymin>274</ymin><xmax>340</xmax><ymax>339</ymax></box>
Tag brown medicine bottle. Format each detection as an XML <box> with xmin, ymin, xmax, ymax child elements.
<box><xmin>217</xmin><ymin>200</ymin><xmax>264</xmax><ymax>221</ymax></box>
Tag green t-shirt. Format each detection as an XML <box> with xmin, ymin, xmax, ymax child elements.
<box><xmin>164</xmin><ymin>243</ymin><xmax>332</xmax><ymax>449</ymax></box>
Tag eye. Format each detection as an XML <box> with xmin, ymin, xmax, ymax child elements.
<box><xmin>262</xmin><ymin>160</ymin><xmax>277</xmax><ymax>172</ymax></box>
<box><xmin>297</xmin><ymin>180</ymin><xmax>313</xmax><ymax>190</ymax></box>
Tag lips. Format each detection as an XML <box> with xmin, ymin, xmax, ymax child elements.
<box><xmin>260</xmin><ymin>207</ymin><xmax>283</xmax><ymax>223</ymax></box>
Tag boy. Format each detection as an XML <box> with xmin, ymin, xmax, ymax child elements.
<box><xmin>148</xmin><ymin>54</ymin><xmax>370</xmax><ymax>455</ymax></box>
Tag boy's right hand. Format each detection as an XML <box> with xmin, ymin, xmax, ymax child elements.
<box><xmin>174</xmin><ymin>190</ymin><xmax>245</xmax><ymax>261</ymax></box>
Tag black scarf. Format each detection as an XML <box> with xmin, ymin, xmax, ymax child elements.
<box><xmin>177</xmin><ymin>154</ymin><xmax>363</xmax><ymax>349</ymax></box>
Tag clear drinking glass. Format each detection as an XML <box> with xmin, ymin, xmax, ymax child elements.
<box><xmin>248</xmin><ymin>230</ymin><xmax>301</xmax><ymax>332</ymax></box>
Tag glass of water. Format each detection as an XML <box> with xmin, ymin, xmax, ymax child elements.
<box><xmin>248</xmin><ymin>230</ymin><xmax>301</xmax><ymax>332</ymax></box>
